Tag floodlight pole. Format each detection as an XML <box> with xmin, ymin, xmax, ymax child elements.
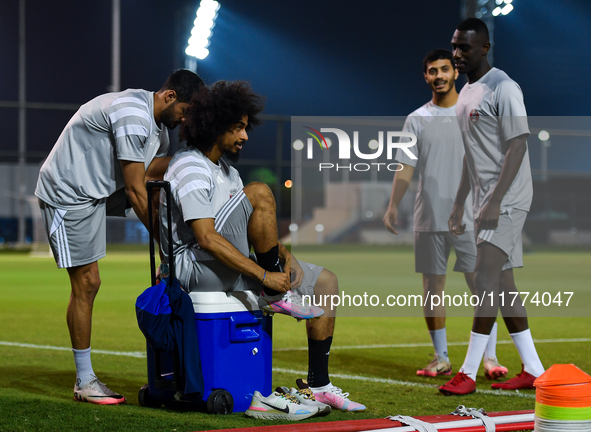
<box><xmin>17</xmin><ymin>0</ymin><xmax>27</xmax><ymax>246</ymax></box>
<box><xmin>111</xmin><ymin>0</ymin><xmax>121</xmax><ymax>92</ymax></box>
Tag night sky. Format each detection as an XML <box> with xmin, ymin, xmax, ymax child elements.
<box><xmin>1</xmin><ymin>0</ymin><xmax>590</xmax><ymax>165</ymax></box>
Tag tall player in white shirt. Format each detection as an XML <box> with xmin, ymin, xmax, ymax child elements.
<box><xmin>384</xmin><ymin>49</ymin><xmax>506</xmax><ymax>380</ymax></box>
<box><xmin>439</xmin><ymin>18</ymin><xmax>544</xmax><ymax>395</ymax></box>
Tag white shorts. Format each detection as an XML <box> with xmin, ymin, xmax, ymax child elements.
<box><xmin>39</xmin><ymin>199</ymin><xmax>107</xmax><ymax>268</ymax></box>
<box><xmin>477</xmin><ymin>209</ymin><xmax>528</xmax><ymax>270</ymax></box>
<box><xmin>414</xmin><ymin>231</ymin><xmax>477</xmax><ymax>275</ymax></box>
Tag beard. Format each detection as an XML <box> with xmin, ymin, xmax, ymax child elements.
<box><xmin>224</xmin><ymin>147</ymin><xmax>241</xmax><ymax>163</ymax></box>
<box><xmin>160</xmin><ymin>102</ymin><xmax>179</xmax><ymax>129</ymax></box>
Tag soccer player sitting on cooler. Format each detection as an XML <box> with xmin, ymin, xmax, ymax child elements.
<box><xmin>439</xmin><ymin>18</ymin><xmax>545</xmax><ymax>395</ymax></box>
<box><xmin>158</xmin><ymin>80</ymin><xmax>366</xmax><ymax>412</ymax></box>
<box><xmin>383</xmin><ymin>49</ymin><xmax>507</xmax><ymax>380</ymax></box>
<box><xmin>35</xmin><ymin>69</ymin><xmax>204</xmax><ymax>404</ymax></box>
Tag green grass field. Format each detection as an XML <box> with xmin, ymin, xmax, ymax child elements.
<box><xmin>1</xmin><ymin>246</ymin><xmax>590</xmax><ymax>432</ymax></box>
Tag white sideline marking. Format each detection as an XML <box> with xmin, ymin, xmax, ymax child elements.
<box><xmin>274</xmin><ymin>367</ymin><xmax>535</xmax><ymax>399</ymax></box>
<box><xmin>0</xmin><ymin>341</ymin><xmax>537</xmax><ymax>399</ymax></box>
<box><xmin>3</xmin><ymin>337</ymin><xmax>590</xmax><ymax>356</ymax></box>
<box><xmin>0</xmin><ymin>341</ymin><xmax>146</xmax><ymax>358</ymax></box>
<box><xmin>274</xmin><ymin>338</ymin><xmax>591</xmax><ymax>352</ymax></box>
<box><xmin>1</xmin><ymin>338</ymin><xmax>586</xmax><ymax>400</ymax></box>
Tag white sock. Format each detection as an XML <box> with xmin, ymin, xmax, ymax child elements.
<box><xmin>460</xmin><ymin>332</ymin><xmax>490</xmax><ymax>381</ymax></box>
<box><xmin>429</xmin><ymin>328</ymin><xmax>449</xmax><ymax>360</ymax></box>
<box><xmin>483</xmin><ymin>322</ymin><xmax>498</xmax><ymax>360</ymax></box>
<box><xmin>73</xmin><ymin>347</ymin><xmax>95</xmax><ymax>388</ymax></box>
<box><xmin>510</xmin><ymin>328</ymin><xmax>545</xmax><ymax>377</ymax></box>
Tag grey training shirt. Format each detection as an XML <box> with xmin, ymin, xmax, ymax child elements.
<box><xmin>36</xmin><ymin>89</ymin><xmax>169</xmax><ymax>209</ymax></box>
<box><xmin>396</xmin><ymin>101</ymin><xmax>474</xmax><ymax>232</ymax></box>
<box><xmin>160</xmin><ymin>148</ymin><xmax>244</xmax><ymax>264</ymax></box>
<box><xmin>455</xmin><ymin>68</ymin><xmax>533</xmax><ymax>218</ymax></box>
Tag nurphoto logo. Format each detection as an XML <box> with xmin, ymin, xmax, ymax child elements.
<box><xmin>300</xmin><ymin>126</ymin><xmax>418</xmax><ymax>172</ymax></box>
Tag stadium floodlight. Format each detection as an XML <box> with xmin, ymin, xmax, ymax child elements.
<box><xmin>492</xmin><ymin>0</ymin><xmax>514</xmax><ymax>17</ymax></box>
<box><xmin>501</xmin><ymin>3</ymin><xmax>514</xmax><ymax>14</ymax></box>
<box><xmin>186</xmin><ymin>0</ymin><xmax>220</xmax><ymax>60</ymax></box>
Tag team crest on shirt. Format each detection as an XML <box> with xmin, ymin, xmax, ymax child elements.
<box><xmin>229</xmin><ymin>188</ymin><xmax>238</xmax><ymax>198</ymax></box>
<box><xmin>469</xmin><ymin>109</ymin><xmax>480</xmax><ymax>123</ymax></box>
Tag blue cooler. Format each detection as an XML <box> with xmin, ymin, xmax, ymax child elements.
<box><xmin>191</xmin><ymin>290</ymin><xmax>273</xmax><ymax>412</ymax></box>
<box><xmin>143</xmin><ymin>290</ymin><xmax>273</xmax><ymax>412</ymax></box>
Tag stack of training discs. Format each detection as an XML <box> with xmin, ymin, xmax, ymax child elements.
<box><xmin>534</xmin><ymin>364</ymin><xmax>591</xmax><ymax>431</ymax></box>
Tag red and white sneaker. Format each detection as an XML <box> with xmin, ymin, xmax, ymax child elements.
<box><xmin>439</xmin><ymin>372</ymin><xmax>476</xmax><ymax>396</ymax></box>
<box><xmin>258</xmin><ymin>290</ymin><xmax>325</xmax><ymax>320</ymax></box>
<box><xmin>73</xmin><ymin>376</ymin><xmax>126</xmax><ymax>405</ymax></box>
<box><xmin>484</xmin><ymin>357</ymin><xmax>508</xmax><ymax>380</ymax></box>
<box><xmin>491</xmin><ymin>365</ymin><xmax>536</xmax><ymax>390</ymax></box>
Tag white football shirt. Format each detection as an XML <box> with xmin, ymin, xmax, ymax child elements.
<box><xmin>455</xmin><ymin>68</ymin><xmax>533</xmax><ymax>218</ymax></box>
<box><xmin>396</xmin><ymin>101</ymin><xmax>474</xmax><ymax>232</ymax></box>
<box><xmin>35</xmin><ymin>89</ymin><xmax>169</xmax><ymax>209</ymax></box>
<box><xmin>160</xmin><ymin>148</ymin><xmax>244</xmax><ymax>263</ymax></box>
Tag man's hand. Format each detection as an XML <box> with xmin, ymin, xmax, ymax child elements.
<box><xmin>383</xmin><ymin>205</ymin><xmax>399</xmax><ymax>234</ymax></box>
<box><xmin>290</xmin><ymin>258</ymin><xmax>304</xmax><ymax>290</ymax></box>
<box><xmin>476</xmin><ymin>199</ymin><xmax>501</xmax><ymax>232</ymax></box>
<box><xmin>262</xmin><ymin>271</ymin><xmax>291</xmax><ymax>293</ymax></box>
<box><xmin>277</xmin><ymin>243</ymin><xmax>303</xmax><ymax>289</ymax></box>
<box><xmin>384</xmin><ymin>163</ymin><xmax>414</xmax><ymax>235</ymax></box>
<box><xmin>449</xmin><ymin>203</ymin><xmax>466</xmax><ymax>238</ymax></box>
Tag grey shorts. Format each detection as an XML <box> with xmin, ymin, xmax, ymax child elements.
<box><xmin>477</xmin><ymin>209</ymin><xmax>527</xmax><ymax>270</ymax></box>
<box><xmin>414</xmin><ymin>231</ymin><xmax>477</xmax><ymax>275</ymax></box>
<box><xmin>38</xmin><ymin>199</ymin><xmax>107</xmax><ymax>268</ymax></box>
<box><xmin>178</xmin><ymin>190</ymin><xmax>323</xmax><ymax>296</ymax></box>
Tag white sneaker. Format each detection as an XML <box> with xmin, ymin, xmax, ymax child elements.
<box><xmin>484</xmin><ymin>357</ymin><xmax>508</xmax><ymax>380</ymax></box>
<box><xmin>276</xmin><ymin>386</ymin><xmax>331</xmax><ymax>416</ymax></box>
<box><xmin>258</xmin><ymin>290</ymin><xmax>325</xmax><ymax>321</ymax></box>
<box><xmin>245</xmin><ymin>390</ymin><xmax>318</xmax><ymax>420</ymax></box>
<box><xmin>416</xmin><ymin>355</ymin><xmax>452</xmax><ymax>377</ymax></box>
<box><xmin>73</xmin><ymin>376</ymin><xmax>126</xmax><ymax>405</ymax></box>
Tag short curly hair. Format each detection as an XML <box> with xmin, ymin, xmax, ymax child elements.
<box><xmin>160</xmin><ymin>69</ymin><xmax>204</xmax><ymax>103</ymax></box>
<box><xmin>180</xmin><ymin>80</ymin><xmax>265</xmax><ymax>153</ymax></box>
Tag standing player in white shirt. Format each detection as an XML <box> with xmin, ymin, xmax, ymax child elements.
<box><xmin>36</xmin><ymin>70</ymin><xmax>203</xmax><ymax>404</ymax></box>
<box><xmin>384</xmin><ymin>49</ymin><xmax>506</xmax><ymax>380</ymax></box>
<box><xmin>439</xmin><ymin>18</ymin><xmax>544</xmax><ymax>395</ymax></box>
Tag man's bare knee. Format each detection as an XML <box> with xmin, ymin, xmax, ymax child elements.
<box><xmin>244</xmin><ymin>182</ymin><xmax>275</xmax><ymax>208</ymax></box>
<box><xmin>68</xmin><ymin>265</ymin><xmax>101</xmax><ymax>300</ymax></box>
<box><xmin>314</xmin><ymin>269</ymin><xmax>338</xmax><ymax>296</ymax></box>
<box><xmin>423</xmin><ymin>274</ymin><xmax>446</xmax><ymax>295</ymax></box>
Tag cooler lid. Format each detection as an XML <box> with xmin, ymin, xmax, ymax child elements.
<box><xmin>190</xmin><ymin>290</ymin><xmax>261</xmax><ymax>313</ymax></box>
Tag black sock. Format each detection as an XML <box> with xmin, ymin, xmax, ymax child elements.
<box><xmin>256</xmin><ymin>245</ymin><xmax>281</xmax><ymax>272</ymax></box>
<box><xmin>307</xmin><ymin>336</ymin><xmax>332</xmax><ymax>388</ymax></box>
<box><xmin>256</xmin><ymin>245</ymin><xmax>282</xmax><ymax>296</ymax></box>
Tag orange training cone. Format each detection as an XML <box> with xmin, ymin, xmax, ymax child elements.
<box><xmin>534</xmin><ymin>364</ymin><xmax>591</xmax><ymax>431</ymax></box>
